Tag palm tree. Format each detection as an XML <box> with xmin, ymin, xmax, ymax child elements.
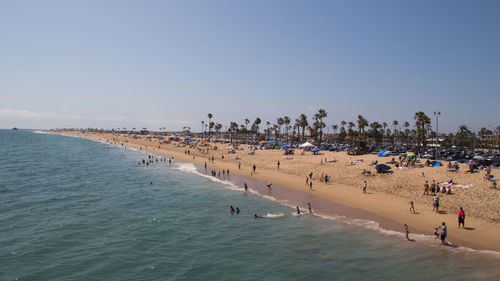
<box><xmin>252</xmin><ymin>118</ymin><xmax>262</xmax><ymax>140</ymax></box>
<box><xmin>201</xmin><ymin>121</ymin><xmax>205</xmax><ymax>138</ymax></box>
<box><xmin>277</xmin><ymin>117</ymin><xmax>284</xmax><ymax>140</ymax></box>
<box><xmin>414</xmin><ymin>111</ymin><xmax>431</xmax><ymax>154</ymax></box>
<box><xmin>392</xmin><ymin>120</ymin><xmax>398</xmax><ymax>146</ymax></box>
<box><xmin>382</xmin><ymin>122</ymin><xmax>388</xmax><ymax>144</ymax></box>
<box><xmin>357</xmin><ymin>115</ymin><xmax>368</xmax><ymax>136</ymax></box>
<box><xmin>315</xmin><ymin>109</ymin><xmax>328</xmax><ymax>144</ymax></box>
<box><xmin>298</xmin><ymin>114</ymin><xmax>308</xmax><ymax>142</ymax></box>
<box><xmin>229</xmin><ymin>122</ymin><xmax>238</xmax><ymax>143</ymax></box>
<box><xmin>244</xmin><ymin>119</ymin><xmax>250</xmax><ymax>130</ymax></box>
<box><xmin>284</xmin><ymin>116</ymin><xmax>291</xmax><ymax>142</ymax></box>
<box><xmin>215</xmin><ymin>123</ymin><xmax>223</xmax><ymax>140</ymax></box>
<box><xmin>207</xmin><ymin>113</ymin><xmax>213</xmax><ymax>140</ymax></box>
<box><xmin>403</xmin><ymin>121</ymin><xmax>410</xmax><ymax>146</ymax></box>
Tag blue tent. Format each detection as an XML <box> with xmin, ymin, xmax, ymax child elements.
<box><xmin>376</xmin><ymin>164</ymin><xmax>391</xmax><ymax>173</ymax></box>
<box><xmin>185</xmin><ymin>136</ymin><xmax>192</xmax><ymax>139</ymax></box>
<box><xmin>311</xmin><ymin>148</ymin><xmax>321</xmax><ymax>152</ymax></box>
<box><xmin>267</xmin><ymin>140</ymin><xmax>278</xmax><ymax>144</ymax></box>
<box><xmin>431</xmin><ymin>161</ymin><xmax>442</xmax><ymax>167</ymax></box>
<box><xmin>377</xmin><ymin>150</ymin><xmax>387</xmax><ymax>157</ymax></box>
<box><xmin>280</xmin><ymin>145</ymin><xmax>291</xmax><ymax>149</ymax></box>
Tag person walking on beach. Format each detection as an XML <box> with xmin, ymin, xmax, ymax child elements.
<box><xmin>431</xmin><ymin>180</ymin><xmax>436</xmax><ymax>195</ymax></box>
<box><xmin>253</xmin><ymin>164</ymin><xmax>256</xmax><ymax>174</ymax></box>
<box><xmin>309</xmin><ymin>181</ymin><xmax>313</xmax><ymax>191</ymax></box>
<box><xmin>440</xmin><ymin>222</ymin><xmax>447</xmax><ymax>245</ymax></box>
<box><xmin>363</xmin><ymin>181</ymin><xmax>367</xmax><ymax>194</ymax></box>
<box><xmin>404</xmin><ymin>224</ymin><xmax>410</xmax><ymax>240</ymax></box>
<box><xmin>238</xmin><ymin>161</ymin><xmax>241</xmax><ymax>170</ymax></box>
<box><xmin>457</xmin><ymin>207</ymin><xmax>465</xmax><ymax>228</ymax></box>
<box><xmin>277</xmin><ymin>161</ymin><xmax>280</xmax><ymax>170</ymax></box>
<box><xmin>308</xmin><ymin>202</ymin><xmax>312</xmax><ymax>213</ymax></box>
<box><xmin>409</xmin><ymin>201</ymin><xmax>416</xmax><ymax>214</ymax></box>
<box><xmin>305</xmin><ymin>177</ymin><xmax>309</xmax><ymax>186</ymax></box>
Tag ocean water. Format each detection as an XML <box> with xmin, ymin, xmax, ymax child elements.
<box><xmin>1</xmin><ymin>130</ymin><xmax>499</xmax><ymax>281</ymax></box>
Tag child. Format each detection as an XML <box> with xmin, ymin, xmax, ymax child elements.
<box><xmin>409</xmin><ymin>201</ymin><xmax>416</xmax><ymax>214</ymax></box>
<box><xmin>434</xmin><ymin>227</ymin><xmax>440</xmax><ymax>241</ymax></box>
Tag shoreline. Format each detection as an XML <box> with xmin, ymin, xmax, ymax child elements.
<box><xmin>51</xmin><ymin>131</ymin><xmax>500</xmax><ymax>254</ymax></box>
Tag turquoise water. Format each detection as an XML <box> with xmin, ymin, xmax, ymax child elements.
<box><xmin>1</xmin><ymin>130</ymin><xmax>499</xmax><ymax>281</ymax></box>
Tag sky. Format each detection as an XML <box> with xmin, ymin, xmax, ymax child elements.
<box><xmin>1</xmin><ymin>0</ymin><xmax>499</xmax><ymax>133</ymax></box>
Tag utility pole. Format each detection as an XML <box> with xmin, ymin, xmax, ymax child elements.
<box><xmin>434</xmin><ymin>111</ymin><xmax>440</xmax><ymax>159</ymax></box>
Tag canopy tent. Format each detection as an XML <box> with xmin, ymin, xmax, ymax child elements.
<box><xmin>377</xmin><ymin>150</ymin><xmax>389</xmax><ymax>157</ymax></box>
<box><xmin>299</xmin><ymin>142</ymin><xmax>314</xmax><ymax>148</ymax></box>
<box><xmin>375</xmin><ymin>164</ymin><xmax>391</xmax><ymax>173</ymax></box>
<box><xmin>430</xmin><ymin>161</ymin><xmax>442</xmax><ymax>167</ymax></box>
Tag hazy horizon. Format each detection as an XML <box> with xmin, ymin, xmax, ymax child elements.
<box><xmin>1</xmin><ymin>0</ymin><xmax>499</xmax><ymax>133</ymax></box>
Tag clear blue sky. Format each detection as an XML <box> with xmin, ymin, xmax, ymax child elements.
<box><xmin>1</xmin><ymin>0</ymin><xmax>499</xmax><ymax>133</ymax></box>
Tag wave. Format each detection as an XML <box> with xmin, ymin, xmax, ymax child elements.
<box><xmin>262</xmin><ymin>213</ymin><xmax>285</xmax><ymax>218</ymax></box>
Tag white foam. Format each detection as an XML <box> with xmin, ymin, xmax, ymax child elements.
<box><xmin>262</xmin><ymin>213</ymin><xmax>285</xmax><ymax>218</ymax></box>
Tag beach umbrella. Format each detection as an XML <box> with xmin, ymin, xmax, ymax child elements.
<box><xmin>185</xmin><ymin>136</ymin><xmax>192</xmax><ymax>139</ymax></box>
<box><xmin>311</xmin><ymin>148</ymin><xmax>321</xmax><ymax>152</ymax></box>
<box><xmin>267</xmin><ymin>140</ymin><xmax>278</xmax><ymax>144</ymax></box>
<box><xmin>377</xmin><ymin>150</ymin><xmax>386</xmax><ymax>157</ymax></box>
<box><xmin>406</xmin><ymin>152</ymin><xmax>415</xmax><ymax>157</ymax></box>
<box><xmin>280</xmin><ymin>145</ymin><xmax>291</xmax><ymax>149</ymax></box>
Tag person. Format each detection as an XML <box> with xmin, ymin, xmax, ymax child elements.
<box><xmin>204</xmin><ymin>161</ymin><xmax>207</xmax><ymax>171</ymax></box>
<box><xmin>433</xmin><ymin>195</ymin><xmax>439</xmax><ymax>213</ymax></box>
<box><xmin>277</xmin><ymin>161</ymin><xmax>280</xmax><ymax>170</ymax></box>
<box><xmin>308</xmin><ymin>202</ymin><xmax>312</xmax><ymax>213</ymax></box>
<box><xmin>238</xmin><ymin>161</ymin><xmax>241</xmax><ymax>170</ymax></box>
<box><xmin>440</xmin><ymin>222</ymin><xmax>447</xmax><ymax>245</ymax></box>
<box><xmin>431</xmin><ymin>180</ymin><xmax>436</xmax><ymax>195</ymax></box>
<box><xmin>363</xmin><ymin>181</ymin><xmax>367</xmax><ymax>194</ymax></box>
<box><xmin>230</xmin><ymin>205</ymin><xmax>235</xmax><ymax>215</ymax></box>
<box><xmin>296</xmin><ymin>206</ymin><xmax>301</xmax><ymax>215</ymax></box>
<box><xmin>309</xmin><ymin>172</ymin><xmax>313</xmax><ymax>179</ymax></box>
<box><xmin>305</xmin><ymin>177</ymin><xmax>309</xmax><ymax>186</ymax></box>
<box><xmin>266</xmin><ymin>183</ymin><xmax>272</xmax><ymax>191</ymax></box>
<box><xmin>404</xmin><ymin>224</ymin><xmax>410</xmax><ymax>240</ymax></box>
<box><xmin>457</xmin><ymin>207</ymin><xmax>465</xmax><ymax>228</ymax></box>
<box><xmin>254</xmin><ymin>214</ymin><xmax>263</xmax><ymax>218</ymax></box>
<box><xmin>309</xmin><ymin>181</ymin><xmax>313</xmax><ymax>191</ymax></box>
<box><xmin>433</xmin><ymin>227</ymin><xmax>440</xmax><ymax>241</ymax></box>
<box><xmin>236</xmin><ymin>207</ymin><xmax>240</xmax><ymax>214</ymax></box>
<box><xmin>244</xmin><ymin>183</ymin><xmax>248</xmax><ymax>191</ymax></box>
<box><xmin>423</xmin><ymin>180</ymin><xmax>429</xmax><ymax>195</ymax></box>
<box><xmin>253</xmin><ymin>164</ymin><xmax>256</xmax><ymax>174</ymax></box>
<box><xmin>409</xmin><ymin>201</ymin><xmax>416</xmax><ymax>214</ymax></box>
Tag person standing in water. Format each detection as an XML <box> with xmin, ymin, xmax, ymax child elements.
<box><xmin>230</xmin><ymin>206</ymin><xmax>235</xmax><ymax>215</ymax></box>
<box><xmin>308</xmin><ymin>202</ymin><xmax>312</xmax><ymax>213</ymax></box>
<box><xmin>440</xmin><ymin>222</ymin><xmax>447</xmax><ymax>245</ymax></box>
<box><xmin>404</xmin><ymin>224</ymin><xmax>410</xmax><ymax>240</ymax></box>
<box><xmin>244</xmin><ymin>183</ymin><xmax>248</xmax><ymax>191</ymax></box>
<box><xmin>296</xmin><ymin>206</ymin><xmax>301</xmax><ymax>215</ymax></box>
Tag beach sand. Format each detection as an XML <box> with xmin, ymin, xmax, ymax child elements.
<box><xmin>56</xmin><ymin>131</ymin><xmax>500</xmax><ymax>252</ymax></box>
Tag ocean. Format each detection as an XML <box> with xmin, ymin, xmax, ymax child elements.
<box><xmin>1</xmin><ymin>130</ymin><xmax>499</xmax><ymax>281</ymax></box>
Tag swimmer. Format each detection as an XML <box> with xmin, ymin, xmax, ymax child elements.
<box><xmin>236</xmin><ymin>207</ymin><xmax>240</xmax><ymax>214</ymax></box>
<box><xmin>254</xmin><ymin>214</ymin><xmax>263</xmax><ymax>218</ymax></box>
<box><xmin>230</xmin><ymin>205</ymin><xmax>235</xmax><ymax>215</ymax></box>
<box><xmin>150</xmin><ymin>181</ymin><xmax>153</xmax><ymax>185</ymax></box>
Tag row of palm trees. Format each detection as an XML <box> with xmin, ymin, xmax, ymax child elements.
<box><xmin>200</xmin><ymin>111</ymin><xmax>500</xmax><ymax>151</ymax></box>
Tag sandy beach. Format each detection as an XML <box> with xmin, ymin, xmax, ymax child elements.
<box><xmin>56</xmin><ymin>131</ymin><xmax>500</xmax><ymax>252</ymax></box>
